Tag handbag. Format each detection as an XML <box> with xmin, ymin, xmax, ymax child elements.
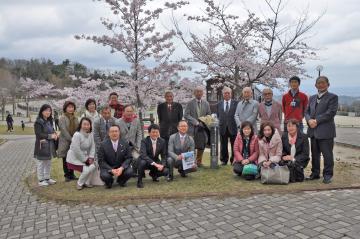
<box><xmin>261</xmin><ymin>164</ymin><xmax>290</xmax><ymax>184</ymax></box>
<box><xmin>242</xmin><ymin>164</ymin><xmax>258</xmax><ymax>176</ymax></box>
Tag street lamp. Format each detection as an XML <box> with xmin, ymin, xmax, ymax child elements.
<box><xmin>316</xmin><ymin>65</ymin><xmax>324</xmax><ymax>77</ymax></box>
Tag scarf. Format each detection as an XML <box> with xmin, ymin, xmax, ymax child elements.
<box><xmin>264</xmin><ymin>101</ymin><xmax>272</xmax><ymax>106</ymax></box>
<box><xmin>288</xmin><ymin>132</ymin><xmax>297</xmax><ymax>145</ymax></box>
<box><xmin>242</xmin><ymin>137</ymin><xmax>250</xmax><ymax>159</ymax></box>
<box><xmin>64</xmin><ymin>112</ymin><xmax>77</xmax><ymax>137</ymax></box>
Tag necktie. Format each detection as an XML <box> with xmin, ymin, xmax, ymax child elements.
<box><xmin>152</xmin><ymin>141</ymin><xmax>156</xmax><ymax>156</ymax></box>
<box><xmin>168</xmin><ymin>104</ymin><xmax>172</xmax><ymax>111</ymax></box>
<box><xmin>180</xmin><ymin>136</ymin><xmax>185</xmax><ymax>146</ymax></box>
<box><xmin>105</xmin><ymin>120</ymin><xmax>109</xmax><ymax>132</ymax></box>
<box><xmin>113</xmin><ymin>143</ymin><xmax>117</xmax><ymax>152</ymax></box>
<box><xmin>225</xmin><ymin>101</ymin><xmax>229</xmax><ymax>113</ymax></box>
<box><xmin>197</xmin><ymin>101</ymin><xmax>201</xmax><ymax>117</ymax></box>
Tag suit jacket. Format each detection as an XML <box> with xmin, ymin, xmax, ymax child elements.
<box><xmin>282</xmin><ymin>131</ymin><xmax>310</xmax><ymax>165</ymax></box>
<box><xmin>167</xmin><ymin>133</ymin><xmax>195</xmax><ymax>160</ymax></box>
<box><xmin>305</xmin><ymin>92</ymin><xmax>338</xmax><ymax>139</ymax></box>
<box><xmin>184</xmin><ymin>98</ymin><xmax>211</xmax><ymax>136</ymax></box>
<box><xmin>139</xmin><ymin>136</ymin><xmax>167</xmax><ymax>165</ymax></box>
<box><xmin>93</xmin><ymin>117</ymin><xmax>116</xmax><ymax>151</ymax></box>
<box><xmin>97</xmin><ymin>138</ymin><xmax>133</xmax><ymax>171</ymax></box>
<box><xmin>157</xmin><ymin>102</ymin><xmax>183</xmax><ymax>139</ymax></box>
<box><xmin>258</xmin><ymin>100</ymin><xmax>282</xmax><ymax>133</ymax></box>
<box><xmin>234</xmin><ymin>100</ymin><xmax>259</xmax><ymax>132</ymax></box>
<box><xmin>216</xmin><ymin>100</ymin><xmax>238</xmax><ymax>136</ymax></box>
<box><xmin>117</xmin><ymin>118</ymin><xmax>143</xmax><ymax>150</ymax></box>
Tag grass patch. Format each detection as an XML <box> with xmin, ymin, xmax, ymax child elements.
<box><xmin>26</xmin><ymin>151</ymin><xmax>360</xmax><ymax>206</ymax></box>
<box><xmin>0</xmin><ymin>138</ymin><xmax>6</xmax><ymax>145</ymax></box>
<box><xmin>0</xmin><ymin>125</ymin><xmax>34</xmax><ymax>135</ymax></box>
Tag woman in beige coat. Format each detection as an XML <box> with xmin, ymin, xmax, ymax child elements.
<box><xmin>57</xmin><ymin>101</ymin><xmax>79</xmax><ymax>182</ymax></box>
<box><xmin>257</xmin><ymin>121</ymin><xmax>282</xmax><ymax>168</ymax></box>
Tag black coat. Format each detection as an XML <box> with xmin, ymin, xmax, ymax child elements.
<box><xmin>34</xmin><ymin>117</ymin><xmax>56</xmax><ymax>160</ymax></box>
<box><xmin>157</xmin><ymin>102</ymin><xmax>183</xmax><ymax>139</ymax></box>
<box><xmin>281</xmin><ymin>131</ymin><xmax>310</xmax><ymax>167</ymax></box>
<box><xmin>139</xmin><ymin>136</ymin><xmax>167</xmax><ymax>165</ymax></box>
<box><xmin>216</xmin><ymin>100</ymin><xmax>238</xmax><ymax>136</ymax></box>
<box><xmin>97</xmin><ymin>138</ymin><xmax>133</xmax><ymax>171</ymax></box>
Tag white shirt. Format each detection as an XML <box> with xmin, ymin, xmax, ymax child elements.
<box><xmin>111</xmin><ymin>139</ymin><xmax>119</xmax><ymax>151</ymax></box>
<box><xmin>223</xmin><ymin>100</ymin><xmax>231</xmax><ymax>111</ymax></box>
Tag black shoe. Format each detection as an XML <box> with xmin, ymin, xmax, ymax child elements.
<box><xmin>180</xmin><ymin>171</ymin><xmax>187</xmax><ymax>178</ymax></box>
<box><xmin>105</xmin><ymin>184</ymin><xmax>112</xmax><ymax>189</ymax></box>
<box><xmin>323</xmin><ymin>176</ymin><xmax>332</xmax><ymax>184</ymax></box>
<box><xmin>306</xmin><ymin>174</ymin><xmax>320</xmax><ymax>180</ymax></box>
<box><xmin>117</xmin><ymin>180</ymin><xmax>127</xmax><ymax>187</ymax></box>
<box><xmin>137</xmin><ymin>181</ymin><xmax>144</xmax><ymax>188</ymax></box>
<box><xmin>152</xmin><ymin>177</ymin><xmax>159</xmax><ymax>182</ymax></box>
<box><xmin>167</xmin><ymin>176</ymin><xmax>173</xmax><ymax>182</ymax></box>
<box><xmin>221</xmin><ymin>162</ymin><xmax>227</xmax><ymax>166</ymax></box>
<box><xmin>65</xmin><ymin>177</ymin><xmax>72</xmax><ymax>182</ymax></box>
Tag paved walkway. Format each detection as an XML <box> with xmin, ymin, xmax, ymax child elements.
<box><xmin>1</xmin><ymin>137</ymin><xmax>360</xmax><ymax>239</ymax></box>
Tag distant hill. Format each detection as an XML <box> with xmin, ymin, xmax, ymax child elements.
<box><xmin>273</xmin><ymin>95</ymin><xmax>360</xmax><ymax>106</ymax></box>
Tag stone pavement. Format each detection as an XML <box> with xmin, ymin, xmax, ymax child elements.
<box><xmin>1</xmin><ymin>137</ymin><xmax>360</xmax><ymax>239</ymax></box>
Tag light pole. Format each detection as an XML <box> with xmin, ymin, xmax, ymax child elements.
<box><xmin>316</xmin><ymin>65</ymin><xmax>323</xmax><ymax>77</ymax></box>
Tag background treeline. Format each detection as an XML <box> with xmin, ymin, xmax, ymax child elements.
<box><xmin>0</xmin><ymin>57</ymin><xmax>129</xmax><ymax>88</ymax></box>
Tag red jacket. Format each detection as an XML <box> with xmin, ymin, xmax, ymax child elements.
<box><xmin>282</xmin><ymin>90</ymin><xmax>308</xmax><ymax>123</ymax></box>
<box><xmin>234</xmin><ymin>134</ymin><xmax>259</xmax><ymax>164</ymax></box>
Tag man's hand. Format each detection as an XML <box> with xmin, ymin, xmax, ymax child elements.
<box><xmin>177</xmin><ymin>154</ymin><xmax>183</xmax><ymax>160</ymax></box>
<box><xmin>241</xmin><ymin>159</ymin><xmax>249</xmax><ymax>165</ymax></box>
<box><xmin>111</xmin><ymin>167</ymin><xmax>124</xmax><ymax>177</ymax></box>
<box><xmin>308</xmin><ymin>119</ymin><xmax>317</xmax><ymax>129</ymax></box>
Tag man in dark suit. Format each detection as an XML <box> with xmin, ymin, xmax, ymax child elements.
<box><xmin>93</xmin><ymin>106</ymin><xmax>116</xmax><ymax>152</ymax></box>
<box><xmin>97</xmin><ymin>125</ymin><xmax>134</xmax><ymax>188</ymax></box>
<box><xmin>216</xmin><ymin>87</ymin><xmax>238</xmax><ymax>165</ymax></box>
<box><xmin>157</xmin><ymin>91</ymin><xmax>183</xmax><ymax>147</ymax></box>
<box><xmin>305</xmin><ymin>76</ymin><xmax>338</xmax><ymax>184</ymax></box>
<box><xmin>137</xmin><ymin>124</ymin><xmax>169</xmax><ymax>188</ymax></box>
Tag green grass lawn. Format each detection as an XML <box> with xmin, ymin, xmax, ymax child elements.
<box><xmin>0</xmin><ymin>125</ymin><xmax>34</xmax><ymax>135</ymax></box>
<box><xmin>27</xmin><ymin>152</ymin><xmax>360</xmax><ymax>206</ymax></box>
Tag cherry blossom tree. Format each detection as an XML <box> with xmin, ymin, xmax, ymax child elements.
<box><xmin>19</xmin><ymin>78</ymin><xmax>59</xmax><ymax>117</ymax></box>
<box><xmin>76</xmin><ymin>0</ymin><xmax>189</xmax><ymax>120</ymax></box>
<box><xmin>174</xmin><ymin>0</ymin><xmax>322</xmax><ymax>94</ymax></box>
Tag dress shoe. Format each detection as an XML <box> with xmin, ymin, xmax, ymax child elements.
<box><xmin>152</xmin><ymin>177</ymin><xmax>159</xmax><ymax>182</ymax></box>
<box><xmin>65</xmin><ymin>177</ymin><xmax>72</xmax><ymax>182</ymax></box>
<box><xmin>180</xmin><ymin>171</ymin><xmax>187</xmax><ymax>178</ymax></box>
<box><xmin>83</xmin><ymin>184</ymin><xmax>93</xmax><ymax>188</ymax></box>
<box><xmin>221</xmin><ymin>162</ymin><xmax>227</xmax><ymax>166</ymax></box>
<box><xmin>323</xmin><ymin>175</ymin><xmax>332</xmax><ymax>184</ymax></box>
<box><xmin>306</xmin><ymin>174</ymin><xmax>320</xmax><ymax>180</ymax></box>
<box><xmin>137</xmin><ymin>181</ymin><xmax>144</xmax><ymax>188</ymax></box>
<box><xmin>166</xmin><ymin>176</ymin><xmax>173</xmax><ymax>182</ymax></box>
<box><xmin>105</xmin><ymin>184</ymin><xmax>112</xmax><ymax>189</ymax></box>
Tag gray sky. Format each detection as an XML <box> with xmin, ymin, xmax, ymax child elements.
<box><xmin>0</xmin><ymin>0</ymin><xmax>359</xmax><ymax>96</ymax></box>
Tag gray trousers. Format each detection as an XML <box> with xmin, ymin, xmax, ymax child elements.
<box><xmin>36</xmin><ymin>159</ymin><xmax>51</xmax><ymax>181</ymax></box>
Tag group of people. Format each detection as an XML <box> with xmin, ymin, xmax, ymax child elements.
<box><xmin>33</xmin><ymin>75</ymin><xmax>338</xmax><ymax>190</ymax></box>
<box><xmin>217</xmin><ymin>76</ymin><xmax>338</xmax><ymax>184</ymax></box>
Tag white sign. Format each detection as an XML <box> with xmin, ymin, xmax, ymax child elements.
<box><xmin>181</xmin><ymin>151</ymin><xmax>196</xmax><ymax>171</ymax></box>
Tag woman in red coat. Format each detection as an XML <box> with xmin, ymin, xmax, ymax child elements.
<box><xmin>233</xmin><ymin>121</ymin><xmax>259</xmax><ymax>180</ymax></box>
